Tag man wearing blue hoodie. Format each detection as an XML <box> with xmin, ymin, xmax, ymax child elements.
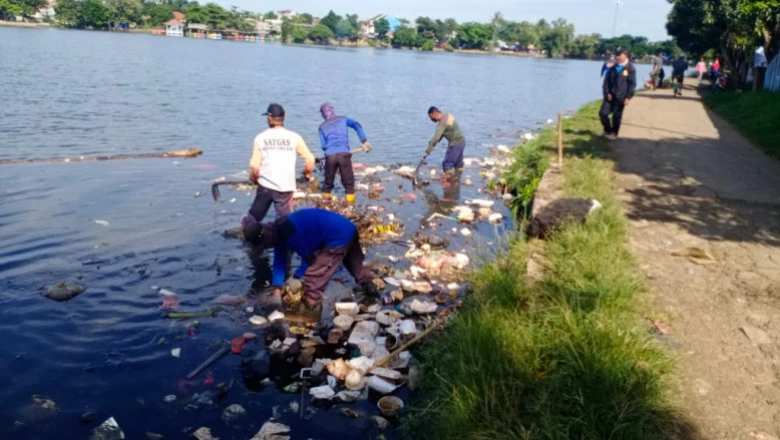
<box><xmin>244</xmin><ymin>208</ymin><xmax>377</xmax><ymax>308</ymax></box>
<box><xmin>318</xmin><ymin>102</ymin><xmax>371</xmax><ymax>204</ymax></box>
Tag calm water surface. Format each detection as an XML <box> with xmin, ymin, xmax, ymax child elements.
<box><xmin>0</xmin><ymin>27</ymin><xmax>651</xmax><ymax>439</ymax></box>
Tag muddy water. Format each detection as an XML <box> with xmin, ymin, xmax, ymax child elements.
<box><xmin>0</xmin><ymin>27</ymin><xmax>651</xmax><ymax>439</ymax></box>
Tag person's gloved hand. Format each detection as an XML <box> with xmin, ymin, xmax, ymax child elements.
<box><xmin>285</xmin><ymin>277</ymin><xmax>303</xmax><ymax>294</ymax></box>
<box><xmin>362</xmin><ymin>141</ymin><xmax>372</xmax><ymax>152</ymax></box>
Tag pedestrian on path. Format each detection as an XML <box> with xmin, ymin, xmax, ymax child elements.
<box><xmin>696</xmin><ymin>57</ymin><xmax>707</xmax><ymax>80</ymax></box>
<box><xmin>244</xmin><ymin>103</ymin><xmax>315</xmax><ymax>228</ymax></box>
<box><xmin>317</xmin><ymin>102</ymin><xmax>371</xmax><ymax>204</ymax></box>
<box><xmin>599</xmin><ymin>48</ymin><xmax>636</xmax><ymax>140</ymax></box>
<box><xmin>651</xmin><ymin>52</ymin><xmax>664</xmax><ymax>90</ymax></box>
<box><xmin>672</xmin><ymin>55</ymin><xmax>688</xmax><ymax>96</ymax></box>
<box><xmin>426</xmin><ymin>107</ymin><xmax>466</xmax><ymax>173</ymax></box>
<box><xmin>243</xmin><ymin>208</ymin><xmax>378</xmax><ymax>309</ymax></box>
<box><xmin>710</xmin><ymin>57</ymin><xmax>721</xmax><ymax>87</ymax></box>
<box><xmin>601</xmin><ymin>55</ymin><xmax>616</xmax><ymax>77</ymax></box>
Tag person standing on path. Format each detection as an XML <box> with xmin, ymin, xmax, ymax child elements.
<box><xmin>317</xmin><ymin>102</ymin><xmax>371</xmax><ymax>204</ymax></box>
<box><xmin>243</xmin><ymin>208</ymin><xmax>378</xmax><ymax>309</ymax></box>
<box><xmin>599</xmin><ymin>48</ymin><xmax>636</xmax><ymax>140</ymax></box>
<box><xmin>651</xmin><ymin>52</ymin><xmax>664</xmax><ymax>90</ymax></box>
<box><xmin>672</xmin><ymin>55</ymin><xmax>689</xmax><ymax>96</ymax></box>
<box><xmin>696</xmin><ymin>57</ymin><xmax>707</xmax><ymax>81</ymax></box>
<box><xmin>710</xmin><ymin>57</ymin><xmax>721</xmax><ymax>87</ymax></box>
<box><xmin>244</xmin><ymin>103</ymin><xmax>315</xmax><ymax>229</ymax></box>
<box><xmin>425</xmin><ymin>107</ymin><xmax>466</xmax><ymax>173</ymax></box>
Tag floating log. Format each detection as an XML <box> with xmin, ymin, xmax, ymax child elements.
<box><xmin>0</xmin><ymin>148</ymin><xmax>203</xmax><ymax>166</ymax></box>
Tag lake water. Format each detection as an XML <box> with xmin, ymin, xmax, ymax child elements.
<box><xmin>0</xmin><ymin>27</ymin><xmax>652</xmax><ymax>439</ymax></box>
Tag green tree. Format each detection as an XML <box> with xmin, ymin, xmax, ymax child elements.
<box><xmin>374</xmin><ymin>17</ymin><xmax>390</xmax><ymax>40</ymax></box>
<box><xmin>539</xmin><ymin>18</ymin><xmax>575</xmax><ymax>56</ymax></box>
<box><xmin>202</xmin><ymin>2</ymin><xmax>228</xmax><ymax>29</ymax></box>
<box><xmin>183</xmin><ymin>2</ymin><xmax>205</xmax><ymax>24</ymax></box>
<box><xmin>421</xmin><ymin>38</ymin><xmax>435</xmax><ymax>51</ymax></box>
<box><xmin>105</xmin><ymin>0</ymin><xmax>142</xmax><ymax>23</ymax></box>
<box><xmin>571</xmin><ymin>33</ymin><xmax>602</xmax><ymax>58</ymax></box>
<box><xmin>667</xmin><ymin>0</ymin><xmax>779</xmax><ymax>87</ymax></box>
<box><xmin>53</xmin><ymin>0</ymin><xmax>80</xmax><ymax>25</ymax></box>
<box><xmin>292</xmin><ymin>25</ymin><xmax>308</xmax><ymax>43</ymax></box>
<box><xmin>263</xmin><ymin>10</ymin><xmax>277</xmax><ymax>20</ymax></box>
<box><xmin>320</xmin><ymin>10</ymin><xmax>340</xmax><ymax>33</ymax></box>
<box><xmin>416</xmin><ymin>16</ymin><xmax>437</xmax><ymax>40</ymax></box>
<box><xmin>392</xmin><ymin>26</ymin><xmax>418</xmax><ymax>47</ymax></box>
<box><xmin>291</xmin><ymin>13</ymin><xmax>312</xmax><ymax>24</ymax></box>
<box><xmin>456</xmin><ymin>22</ymin><xmax>492</xmax><ymax>49</ymax></box>
<box><xmin>280</xmin><ymin>19</ymin><xmax>292</xmax><ymax>42</ymax></box>
<box><xmin>308</xmin><ymin>23</ymin><xmax>334</xmax><ymax>43</ymax></box>
<box><xmin>143</xmin><ymin>3</ymin><xmax>174</xmax><ymax>27</ymax></box>
<box><xmin>83</xmin><ymin>0</ymin><xmax>108</xmax><ymax>26</ymax></box>
<box><xmin>335</xmin><ymin>18</ymin><xmax>355</xmax><ymax>40</ymax></box>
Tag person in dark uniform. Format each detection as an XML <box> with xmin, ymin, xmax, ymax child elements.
<box><xmin>671</xmin><ymin>55</ymin><xmax>689</xmax><ymax>96</ymax></box>
<box><xmin>599</xmin><ymin>48</ymin><xmax>637</xmax><ymax>140</ymax></box>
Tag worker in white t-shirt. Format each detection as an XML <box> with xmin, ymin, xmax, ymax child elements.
<box><xmin>242</xmin><ymin>103</ymin><xmax>315</xmax><ymax>230</ymax></box>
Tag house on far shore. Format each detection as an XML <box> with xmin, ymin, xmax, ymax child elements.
<box><xmin>186</xmin><ymin>23</ymin><xmax>208</xmax><ymax>38</ymax></box>
<box><xmin>165</xmin><ymin>18</ymin><xmax>184</xmax><ymax>37</ymax></box>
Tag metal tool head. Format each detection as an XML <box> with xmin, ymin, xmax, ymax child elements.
<box><xmin>211</xmin><ymin>182</ymin><xmax>221</xmax><ymax>202</ymax></box>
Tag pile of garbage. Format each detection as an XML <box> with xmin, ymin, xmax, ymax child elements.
<box><xmin>177</xmin><ymin>146</ymin><xmax>521</xmax><ymax>437</ymax></box>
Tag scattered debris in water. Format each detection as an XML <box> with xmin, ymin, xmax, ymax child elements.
<box><xmin>43</xmin><ymin>281</ymin><xmax>86</xmax><ymax>302</ymax></box>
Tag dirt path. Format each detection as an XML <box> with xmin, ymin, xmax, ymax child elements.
<box><xmin>611</xmin><ymin>82</ymin><xmax>780</xmax><ymax>439</ymax></box>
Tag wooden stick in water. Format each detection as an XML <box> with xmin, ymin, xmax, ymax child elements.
<box><xmin>186</xmin><ymin>345</ymin><xmax>230</xmax><ymax>380</ymax></box>
<box><xmin>367</xmin><ymin>318</ymin><xmax>446</xmax><ymax>373</ymax></box>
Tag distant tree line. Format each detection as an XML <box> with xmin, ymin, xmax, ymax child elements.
<box><xmin>53</xmin><ymin>0</ymin><xmax>256</xmax><ymax>31</ymax></box>
<box><xmin>277</xmin><ymin>9</ymin><xmax>675</xmax><ymax>59</ymax></box>
<box><xmin>666</xmin><ymin>0</ymin><xmax>779</xmax><ymax>88</ymax></box>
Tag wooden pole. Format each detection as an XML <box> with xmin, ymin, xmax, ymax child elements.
<box><xmin>557</xmin><ymin>111</ymin><xmax>563</xmax><ymax>167</ymax></box>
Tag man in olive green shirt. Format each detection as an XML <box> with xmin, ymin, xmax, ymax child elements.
<box><xmin>426</xmin><ymin>106</ymin><xmax>466</xmax><ymax>172</ymax></box>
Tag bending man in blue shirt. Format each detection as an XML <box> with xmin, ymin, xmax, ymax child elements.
<box><xmin>244</xmin><ymin>208</ymin><xmax>377</xmax><ymax>308</ymax></box>
<box><xmin>318</xmin><ymin>102</ymin><xmax>371</xmax><ymax>204</ymax></box>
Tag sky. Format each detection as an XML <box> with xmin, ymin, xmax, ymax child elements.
<box><xmin>220</xmin><ymin>0</ymin><xmax>672</xmax><ymax>41</ymax></box>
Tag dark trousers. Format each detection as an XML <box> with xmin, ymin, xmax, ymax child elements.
<box><xmin>322</xmin><ymin>152</ymin><xmax>355</xmax><ymax>195</ymax></box>
<box><xmin>303</xmin><ymin>232</ymin><xmax>372</xmax><ymax>301</ymax></box>
<box><xmin>442</xmin><ymin>141</ymin><xmax>465</xmax><ymax>171</ymax></box>
<box><xmin>249</xmin><ymin>185</ymin><xmax>293</xmax><ymax>222</ymax></box>
<box><xmin>599</xmin><ymin>99</ymin><xmax>626</xmax><ymax>135</ymax></box>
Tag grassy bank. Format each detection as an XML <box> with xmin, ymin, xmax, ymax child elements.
<box><xmin>703</xmin><ymin>91</ymin><xmax>780</xmax><ymax>159</ymax></box>
<box><xmin>401</xmin><ymin>103</ymin><xmax>686</xmax><ymax>439</ymax></box>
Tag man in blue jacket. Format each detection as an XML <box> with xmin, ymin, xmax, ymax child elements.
<box><xmin>244</xmin><ymin>208</ymin><xmax>377</xmax><ymax>308</ymax></box>
<box><xmin>600</xmin><ymin>48</ymin><xmax>636</xmax><ymax>140</ymax></box>
<box><xmin>318</xmin><ymin>102</ymin><xmax>371</xmax><ymax>204</ymax></box>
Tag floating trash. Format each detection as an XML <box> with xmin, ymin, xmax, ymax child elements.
<box><xmin>90</xmin><ymin>417</ymin><xmax>124</xmax><ymax>440</ymax></box>
<box><xmin>268</xmin><ymin>311</ymin><xmax>285</xmax><ymax>322</ymax></box>
<box><xmin>43</xmin><ymin>281</ymin><xmax>86</xmax><ymax>302</ymax></box>
<box><xmin>309</xmin><ymin>385</ymin><xmax>335</xmax><ymax>400</ymax></box>
<box><xmin>158</xmin><ymin>289</ymin><xmax>176</xmax><ymax>297</ymax></box>
<box><xmin>333</xmin><ymin>315</ymin><xmax>355</xmax><ymax>331</ymax></box>
<box><xmin>94</xmin><ymin>219</ymin><xmax>110</xmax><ymax>227</ymax></box>
<box><xmin>249</xmin><ymin>315</ymin><xmax>268</xmax><ymax>326</ymax></box>
<box><xmin>171</xmin><ymin>348</ymin><xmax>181</xmax><ymax>358</ymax></box>
<box><xmin>251</xmin><ymin>420</ymin><xmax>291</xmax><ymax>440</ymax></box>
<box><xmin>377</xmin><ymin>396</ymin><xmax>404</xmax><ymax>417</ymax></box>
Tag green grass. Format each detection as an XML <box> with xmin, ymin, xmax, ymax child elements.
<box><xmin>401</xmin><ymin>103</ymin><xmax>688</xmax><ymax>439</ymax></box>
<box><xmin>703</xmin><ymin>91</ymin><xmax>780</xmax><ymax>159</ymax></box>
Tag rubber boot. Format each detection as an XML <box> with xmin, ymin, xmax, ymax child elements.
<box><xmin>345</xmin><ymin>194</ymin><xmax>356</xmax><ymax>204</ymax></box>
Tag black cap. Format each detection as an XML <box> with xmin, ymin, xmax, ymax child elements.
<box><xmin>615</xmin><ymin>47</ymin><xmax>627</xmax><ymax>55</ymax></box>
<box><xmin>262</xmin><ymin>103</ymin><xmax>285</xmax><ymax>117</ymax></box>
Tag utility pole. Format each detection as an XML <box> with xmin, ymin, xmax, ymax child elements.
<box><xmin>611</xmin><ymin>0</ymin><xmax>623</xmax><ymax>37</ymax></box>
